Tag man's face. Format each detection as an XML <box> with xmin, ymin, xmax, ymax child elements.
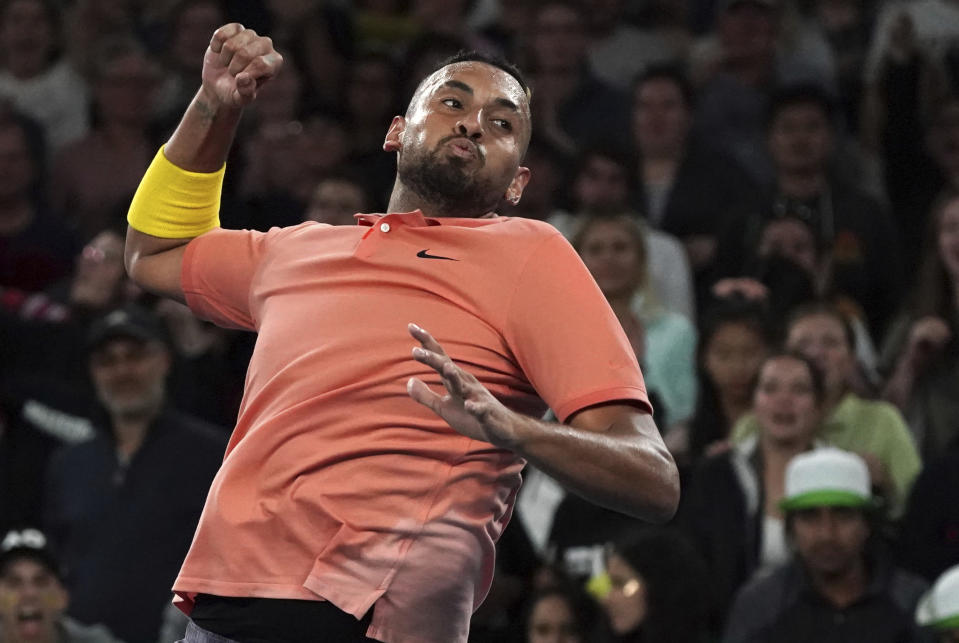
<box><xmin>573</xmin><ymin>156</ymin><xmax>629</xmax><ymax>211</ymax></box>
<box><xmin>0</xmin><ymin>558</ymin><xmax>67</xmax><ymax>643</ymax></box>
<box><xmin>719</xmin><ymin>1</ymin><xmax>777</xmax><ymax>63</ymax></box>
<box><xmin>633</xmin><ymin>78</ymin><xmax>690</xmax><ymax>158</ymax></box>
<box><xmin>531</xmin><ymin>4</ymin><xmax>588</xmax><ymax>72</ymax></box>
<box><xmin>769</xmin><ymin>103</ymin><xmax>833</xmax><ymax>174</ymax></box>
<box><xmin>791</xmin><ymin>506</ymin><xmax>869</xmax><ymax>577</ymax></box>
<box><xmin>89</xmin><ymin>336</ymin><xmax>170</xmax><ymax>418</ymax></box>
<box><xmin>388</xmin><ymin>62</ymin><xmax>531</xmax><ymax>217</ymax></box>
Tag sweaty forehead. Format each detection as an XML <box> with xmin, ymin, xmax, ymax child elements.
<box><xmin>416</xmin><ymin>62</ymin><xmax>530</xmax><ymax>113</ymax></box>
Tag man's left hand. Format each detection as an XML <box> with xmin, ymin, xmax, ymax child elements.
<box><xmin>406</xmin><ymin>323</ymin><xmax>521</xmax><ymax>448</ymax></box>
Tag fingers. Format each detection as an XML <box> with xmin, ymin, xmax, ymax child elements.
<box><xmin>408</xmin><ymin>323</ymin><xmax>476</xmax><ymax>400</ymax></box>
<box><xmin>408</xmin><ymin>323</ymin><xmax>447</xmax><ymax>356</ymax></box>
<box><xmin>407</xmin><ymin>377</ymin><xmax>442</xmax><ymax>412</ymax></box>
<box><xmin>209</xmin><ymin>23</ymin><xmax>245</xmax><ymax>54</ymax></box>
<box><xmin>209</xmin><ymin>24</ymin><xmax>283</xmax><ymax>98</ymax></box>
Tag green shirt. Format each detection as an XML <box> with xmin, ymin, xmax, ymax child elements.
<box><xmin>731</xmin><ymin>393</ymin><xmax>922</xmax><ymax>516</ymax></box>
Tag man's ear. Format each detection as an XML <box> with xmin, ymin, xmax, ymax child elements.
<box><xmin>505</xmin><ymin>166</ymin><xmax>531</xmax><ymax>204</ymax></box>
<box><xmin>384</xmin><ymin>116</ymin><xmax>405</xmax><ymax>152</ymax></box>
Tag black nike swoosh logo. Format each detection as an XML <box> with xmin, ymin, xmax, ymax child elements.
<box><xmin>416</xmin><ymin>249</ymin><xmax>458</xmax><ymax>261</ymax></box>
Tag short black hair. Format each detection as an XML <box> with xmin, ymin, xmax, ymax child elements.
<box><xmin>766</xmin><ymin>83</ymin><xmax>836</xmax><ymax>130</ymax></box>
<box><xmin>429</xmin><ymin>50</ymin><xmax>531</xmax><ymax>102</ymax></box>
<box><xmin>633</xmin><ymin>62</ymin><xmax>695</xmax><ymax>109</ymax></box>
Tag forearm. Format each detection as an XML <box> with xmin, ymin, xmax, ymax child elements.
<box><xmin>165</xmin><ymin>87</ymin><xmax>243</xmax><ymax>172</ymax></box>
<box><xmin>508</xmin><ymin>411</ymin><xmax>679</xmax><ymax>522</ymax></box>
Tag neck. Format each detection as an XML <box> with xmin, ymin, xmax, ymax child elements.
<box><xmin>642</xmin><ymin>155</ymin><xmax>681</xmax><ymax>182</ymax></box>
<box><xmin>386</xmin><ymin>178</ymin><xmax>493</xmax><ymax>219</ymax></box>
<box><xmin>809</xmin><ymin>557</ymin><xmax>868</xmax><ymax>609</ymax></box>
<box><xmin>761</xmin><ymin>433</ymin><xmax>809</xmax><ymax>466</ymax></box>
<box><xmin>111</xmin><ymin>405</ymin><xmax>160</xmax><ymax>458</ymax></box>
<box><xmin>778</xmin><ymin>171</ymin><xmax>826</xmax><ymax>199</ymax></box>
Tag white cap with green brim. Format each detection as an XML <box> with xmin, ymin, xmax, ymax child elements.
<box><xmin>917</xmin><ymin>564</ymin><xmax>959</xmax><ymax>631</ymax></box>
<box><xmin>779</xmin><ymin>448</ymin><xmax>873</xmax><ymax>512</ymax></box>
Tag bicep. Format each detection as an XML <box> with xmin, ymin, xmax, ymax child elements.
<box><xmin>124</xmin><ymin>226</ymin><xmax>192</xmax><ymax>303</ymax></box>
<box><xmin>567</xmin><ymin>403</ymin><xmax>660</xmax><ymax>440</ymax></box>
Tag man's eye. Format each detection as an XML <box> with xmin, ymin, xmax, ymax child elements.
<box><xmin>441</xmin><ymin>98</ymin><xmax>461</xmax><ymax>109</ymax></box>
<box><xmin>493</xmin><ymin>119</ymin><xmax>512</xmax><ymax>131</ymax></box>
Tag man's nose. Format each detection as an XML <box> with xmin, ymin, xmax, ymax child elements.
<box><xmin>456</xmin><ymin>111</ymin><xmax>483</xmax><ymax>139</ymax></box>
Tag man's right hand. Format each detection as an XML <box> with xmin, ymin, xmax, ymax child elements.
<box><xmin>200</xmin><ymin>23</ymin><xmax>283</xmax><ymax>109</ymax></box>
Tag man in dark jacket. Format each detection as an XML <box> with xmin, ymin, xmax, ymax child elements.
<box><xmin>43</xmin><ymin>305</ymin><xmax>226</xmax><ymax>643</ymax></box>
<box><xmin>724</xmin><ymin>448</ymin><xmax>930</xmax><ymax>643</ymax></box>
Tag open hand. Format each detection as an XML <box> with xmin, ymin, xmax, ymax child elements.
<box><xmin>201</xmin><ymin>23</ymin><xmax>283</xmax><ymax>108</ymax></box>
<box><xmin>406</xmin><ymin>323</ymin><xmax>519</xmax><ymax>447</ymax></box>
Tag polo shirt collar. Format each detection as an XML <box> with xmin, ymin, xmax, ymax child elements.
<box><xmin>355</xmin><ymin>210</ymin><xmax>501</xmax><ymax>228</ymax></box>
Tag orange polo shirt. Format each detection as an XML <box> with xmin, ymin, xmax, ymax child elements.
<box><xmin>173</xmin><ymin>211</ymin><xmax>650</xmax><ymax>643</ymax></box>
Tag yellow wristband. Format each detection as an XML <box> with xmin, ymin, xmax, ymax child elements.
<box><xmin>127</xmin><ymin>145</ymin><xmax>224</xmax><ymax>238</ymax></box>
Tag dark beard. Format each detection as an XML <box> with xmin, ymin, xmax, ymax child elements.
<box><xmin>398</xmin><ymin>144</ymin><xmax>502</xmax><ymax>217</ymax></box>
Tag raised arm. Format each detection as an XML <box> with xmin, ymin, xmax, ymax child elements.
<box><xmin>124</xmin><ymin>24</ymin><xmax>282</xmax><ymax>302</ymax></box>
<box><xmin>407</xmin><ymin>324</ymin><xmax>680</xmax><ymax>522</ymax></box>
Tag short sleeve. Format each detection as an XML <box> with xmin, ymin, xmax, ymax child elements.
<box><xmin>503</xmin><ymin>232</ymin><xmax>651</xmax><ymax>423</ymax></box>
<box><xmin>181</xmin><ymin>227</ymin><xmax>273</xmax><ymax>331</ymax></box>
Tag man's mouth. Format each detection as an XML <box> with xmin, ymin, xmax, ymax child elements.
<box><xmin>18</xmin><ymin>606</ymin><xmax>43</xmax><ymax>623</ymax></box>
<box><xmin>445</xmin><ymin>138</ymin><xmax>480</xmax><ymax>161</ymax></box>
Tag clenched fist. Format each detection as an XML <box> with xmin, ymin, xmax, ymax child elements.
<box><xmin>201</xmin><ymin>23</ymin><xmax>283</xmax><ymax>108</ymax></box>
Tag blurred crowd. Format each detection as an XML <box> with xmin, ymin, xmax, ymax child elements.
<box><xmin>0</xmin><ymin>0</ymin><xmax>958</xmax><ymax>641</ymax></box>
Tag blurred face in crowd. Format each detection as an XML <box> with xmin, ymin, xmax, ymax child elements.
<box><xmin>758</xmin><ymin>218</ymin><xmax>819</xmax><ymax>276</ymax></box>
<box><xmin>601</xmin><ymin>552</ymin><xmax>648</xmax><ymax>635</ymax></box>
<box><xmin>791</xmin><ymin>506</ymin><xmax>868</xmax><ymax>578</ymax></box>
<box><xmin>936</xmin><ymin>196</ymin><xmax>959</xmax><ymax>283</ymax></box>
<box><xmin>305</xmin><ymin>178</ymin><xmax>368</xmax><ymax>226</ymax></box>
<box><xmin>0</xmin><ymin>557</ymin><xmax>67</xmax><ymax>643</ymax></box>
<box><xmin>526</xmin><ymin>594</ymin><xmax>582</xmax><ymax>643</ymax></box>
<box><xmin>769</xmin><ymin>103</ymin><xmax>834</xmax><ymax>175</ymax></box>
<box><xmin>577</xmin><ymin>219</ymin><xmax>644</xmax><ymax>300</ymax></box>
<box><xmin>70</xmin><ymin>230</ymin><xmax>127</xmax><ymax>308</ymax></box>
<box><xmin>90</xmin><ymin>337</ymin><xmax>170</xmax><ymax>419</ymax></box>
<box><xmin>633</xmin><ymin>77</ymin><xmax>690</xmax><ymax>159</ymax></box>
<box><xmin>753</xmin><ymin>355</ymin><xmax>820</xmax><ymax>446</ymax></box>
<box><xmin>530</xmin><ymin>3</ymin><xmax>588</xmax><ymax>72</ymax></box>
<box><xmin>0</xmin><ymin>121</ymin><xmax>34</xmax><ymax>202</ymax></box>
<box><xmin>787</xmin><ymin>313</ymin><xmax>853</xmax><ymax>399</ymax></box>
<box><xmin>389</xmin><ymin>62</ymin><xmax>531</xmax><ymax>218</ymax></box>
<box><xmin>0</xmin><ymin>0</ymin><xmax>55</xmax><ymax>78</ymax></box>
<box><xmin>252</xmin><ymin>60</ymin><xmax>302</xmax><ymax>125</ymax></box>
<box><xmin>348</xmin><ymin>56</ymin><xmax>398</xmax><ymax>127</ymax></box>
<box><xmin>95</xmin><ymin>49</ymin><xmax>161</xmax><ymax>126</ymax></box>
<box><xmin>704</xmin><ymin>321</ymin><xmax>768</xmax><ymax>404</ymax></box>
<box><xmin>573</xmin><ymin>155</ymin><xmax>629</xmax><ymax>212</ymax></box>
<box><xmin>719</xmin><ymin>0</ymin><xmax>777</xmax><ymax>65</ymax></box>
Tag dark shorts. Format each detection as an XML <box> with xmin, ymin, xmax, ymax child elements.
<box><xmin>180</xmin><ymin>595</ymin><xmax>378</xmax><ymax>643</ymax></box>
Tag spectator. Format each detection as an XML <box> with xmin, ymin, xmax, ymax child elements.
<box><xmin>0</xmin><ymin>527</ymin><xmax>124</xmax><ymax>643</ymax></box>
<box><xmin>303</xmin><ymin>173</ymin><xmax>375</xmax><ymax>226</ymax></box>
<box><xmin>723</xmin><ymin>448</ymin><xmax>930</xmax><ymax>643</ymax></box>
<box><xmin>523</xmin><ymin>583</ymin><xmax>600</xmax><ymax>643</ymax></box>
<box><xmin>680</xmin><ymin>351</ymin><xmax>824</xmax><ymax>632</ymax></box>
<box><xmin>43</xmin><ymin>305</ymin><xmax>226</xmax><ymax>643</ymax></box>
<box><xmin>283</xmin><ymin>3</ymin><xmax>352</xmax><ymax>114</ymax></box>
<box><xmin>882</xmin><ymin>189</ymin><xmax>959</xmax><ymax>460</ymax></box>
<box><xmin>561</xmin><ymin>144</ymin><xmax>696</xmax><ymax>321</ymax></box>
<box><xmin>630</xmin><ymin>64</ymin><xmax>759</xmax><ymax>288</ymax></box>
<box><xmin>0</xmin><ymin>112</ymin><xmax>76</xmax><ymax>293</ymax></box>
<box><xmin>916</xmin><ymin>564</ymin><xmax>959</xmax><ymax>642</ymax></box>
<box><xmin>717</xmin><ymin>84</ymin><xmax>903</xmax><ymax>339</ymax></box>
<box><xmin>51</xmin><ymin>37</ymin><xmax>163</xmax><ymax>240</ymax></box>
<box><xmin>733</xmin><ymin>302</ymin><xmax>922</xmax><ymax>516</ymax></box>
<box><xmin>685</xmin><ymin>301</ymin><xmax>773</xmax><ymax>462</ymax></box>
<box><xmin>573</xmin><ymin>213</ymin><xmax>697</xmax><ymax>431</ymax></box>
<box><xmin>524</xmin><ymin>0</ymin><xmax>631</xmax><ymax>154</ymax></box>
<box><xmin>0</xmin><ymin>0</ymin><xmax>89</xmax><ymax>154</ymax></box>
<box><xmin>898</xmin><ymin>436</ymin><xmax>959</xmax><ymax>582</ymax></box>
<box><xmin>599</xmin><ymin>527</ymin><xmax>711</xmax><ymax>643</ymax></box>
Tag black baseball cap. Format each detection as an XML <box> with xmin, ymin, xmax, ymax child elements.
<box><xmin>86</xmin><ymin>304</ymin><xmax>169</xmax><ymax>353</ymax></box>
<box><xmin>0</xmin><ymin>528</ymin><xmax>63</xmax><ymax>580</ymax></box>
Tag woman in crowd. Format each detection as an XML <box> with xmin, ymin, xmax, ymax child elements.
<box><xmin>882</xmin><ymin>189</ymin><xmax>959</xmax><ymax>461</ymax></box>
<box><xmin>524</xmin><ymin>582</ymin><xmax>605</xmax><ymax>643</ymax></box>
<box><xmin>573</xmin><ymin>213</ymin><xmax>697</xmax><ymax>434</ymax></box>
<box><xmin>679</xmin><ymin>351</ymin><xmax>824</xmax><ymax>633</ymax></box>
<box><xmin>685</xmin><ymin>301</ymin><xmax>773</xmax><ymax>462</ymax></box>
<box><xmin>601</xmin><ymin>527</ymin><xmax>710</xmax><ymax>643</ymax></box>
